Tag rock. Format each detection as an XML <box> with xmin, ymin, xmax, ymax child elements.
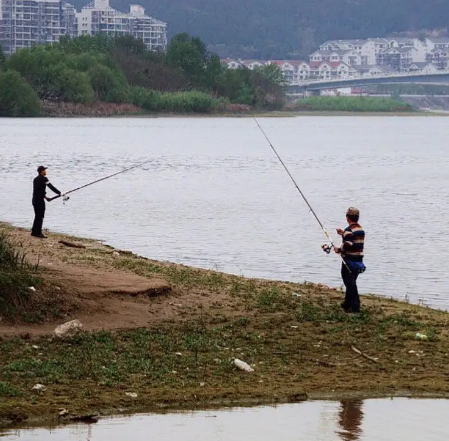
<box><xmin>233</xmin><ymin>358</ymin><xmax>254</xmax><ymax>373</ymax></box>
<box><xmin>54</xmin><ymin>319</ymin><xmax>84</xmax><ymax>339</ymax></box>
<box><xmin>59</xmin><ymin>409</ymin><xmax>69</xmax><ymax>417</ymax></box>
<box><xmin>112</xmin><ymin>251</ymin><xmax>120</xmax><ymax>258</ymax></box>
<box><xmin>32</xmin><ymin>384</ymin><xmax>46</xmax><ymax>392</ymax></box>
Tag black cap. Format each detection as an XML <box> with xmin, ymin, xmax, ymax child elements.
<box><xmin>37</xmin><ymin>166</ymin><xmax>47</xmax><ymax>173</ymax></box>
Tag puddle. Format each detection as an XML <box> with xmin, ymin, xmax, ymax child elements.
<box><xmin>2</xmin><ymin>398</ymin><xmax>449</xmax><ymax>440</ymax></box>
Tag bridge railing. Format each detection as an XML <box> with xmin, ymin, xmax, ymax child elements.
<box><xmin>290</xmin><ymin>69</ymin><xmax>449</xmax><ymax>87</ymax></box>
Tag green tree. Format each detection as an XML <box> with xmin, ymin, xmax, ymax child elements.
<box><xmin>255</xmin><ymin>64</ymin><xmax>287</xmax><ymax>87</ymax></box>
<box><xmin>0</xmin><ymin>70</ymin><xmax>41</xmax><ymax>117</ymax></box>
<box><xmin>88</xmin><ymin>64</ymin><xmax>128</xmax><ymax>102</ymax></box>
<box><xmin>165</xmin><ymin>33</ymin><xmax>213</xmax><ymax>88</ymax></box>
<box><xmin>53</xmin><ymin>68</ymin><xmax>95</xmax><ymax>103</ymax></box>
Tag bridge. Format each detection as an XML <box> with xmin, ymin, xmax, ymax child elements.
<box><xmin>287</xmin><ymin>69</ymin><xmax>449</xmax><ymax>94</ymax></box>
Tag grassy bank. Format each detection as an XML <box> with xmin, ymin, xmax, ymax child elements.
<box><xmin>0</xmin><ymin>224</ymin><xmax>448</xmax><ymax>428</ymax></box>
<box><xmin>293</xmin><ymin>96</ymin><xmax>415</xmax><ymax>112</ymax></box>
<box><xmin>0</xmin><ymin>232</ymin><xmax>43</xmax><ymax>320</ymax></box>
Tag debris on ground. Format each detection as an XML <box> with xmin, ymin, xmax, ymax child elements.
<box><xmin>234</xmin><ymin>358</ymin><xmax>254</xmax><ymax>372</ymax></box>
<box><xmin>54</xmin><ymin>319</ymin><xmax>84</xmax><ymax>339</ymax></box>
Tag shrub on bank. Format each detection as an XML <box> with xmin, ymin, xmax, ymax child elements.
<box><xmin>0</xmin><ymin>232</ymin><xmax>41</xmax><ymax>318</ymax></box>
<box><xmin>294</xmin><ymin>96</ymin><xmax>414</xmax><ymax>112</ymax></box>
<box><xmin>0</xmin><ymin>70</ymin><xmax>41</xmax><ymax>117</ymax></box>
<box><xmin>130</xmin><ymin>88</ymin><xmax>226</xmax><ymax>113</ymax></box>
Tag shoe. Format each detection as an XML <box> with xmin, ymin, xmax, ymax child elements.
<box><xmin>340</xmin><ymin>302</ymin><xmax>349</xmax><ymax>312</ymax></box>
<box><xmin>31</xmin><ymin>233</ymin><xmax>47</xmax><ymax>239</ymax></box>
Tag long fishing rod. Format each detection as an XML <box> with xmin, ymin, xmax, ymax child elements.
<box><xmin>253</xmin><ymin>117</ymin><xmax>350</xmax><ymax>270</ymax></box>
<box><xmin>48</xmin><ymin>158</ymin><xmax>153</xmax><ymax>202</ymax></box>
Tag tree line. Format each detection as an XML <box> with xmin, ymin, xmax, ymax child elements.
<box><xmin>0</xmin><ymin>33</ymin><xmax>285</xmax><ymax>117</ymax></box>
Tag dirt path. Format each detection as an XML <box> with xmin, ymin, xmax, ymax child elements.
<box><xmin>0</xmin><ymin>225</ymin><xmax>242</xmax><ymax>336</ymax></box>
<box><xmin>0</xmin><ymin>227</ymin><xmax>176</xmax><ymax>335</ymax></box>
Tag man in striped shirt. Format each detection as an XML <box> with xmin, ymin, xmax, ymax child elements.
<box><xmin>334</xmin><ymin>207</ymin><xmax>365</xmax><ymax>313</ymax></box>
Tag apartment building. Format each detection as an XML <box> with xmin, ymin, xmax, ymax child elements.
<box><xmin>318</xmin><ymin>39</ymin><xmax>377</xmax><ymax>65</ymax></box>
<box><xmin>0</xmin><ymin>0</ymin><xmax>167</xmax><ymax>54</ymax></box>
<box><xmin>0</xmin><ymin>0</ymin><xmax>76</xmax><ymax>54</ymax></box>
<box><xmin>76</xmin><ymin>0</ymin><xmax>167</xmax><ymax>51</ymax></box>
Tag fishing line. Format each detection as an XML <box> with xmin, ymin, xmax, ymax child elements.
<box><xmin>48</xmin><ymin>158</ymin><xmax>154</xmax><ymax>203</ymax></box>
<box><xmin>253</xmin><ymin>116</ymin><xmax>350</xmax><ymax>271</ymax></box>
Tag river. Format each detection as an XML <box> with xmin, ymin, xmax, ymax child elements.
<box><xmin>1</xmin><ymin>116</ymin><xmax>448</xmax><ymax>309</ymax></box>
<box><xmin>3</xmin><ymin>398</ymin><xmax>449</xmax><ymax>440</ymax></box>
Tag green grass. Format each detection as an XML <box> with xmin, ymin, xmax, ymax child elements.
<box><xmin>0</xmin><ymin>382</ymin><xmax>23</xmax><ymax>398</ymax></box>
<box><xmin>294</xmin><ymin>96</ymin><xmax>414</xmax><ymax>112</ymax></box>
<box><xmin>0</xmin><ymin>231</ymin><xmax>43</xmax><ymax>321</ymax></box>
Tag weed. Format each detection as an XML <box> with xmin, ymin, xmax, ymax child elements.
<box><xmin>0</xmin><ymin>381</ymin><xmax>22</xmax><ymax>397</ymax></box>
<box><xmin>256</xmin><ymin>287</ymin><xmax>282</xmax><ymax>310</ymax></box>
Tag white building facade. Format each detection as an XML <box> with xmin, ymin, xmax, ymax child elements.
<box><xmin>76</xmin><ymin>0</ymin><xmax>167</xmax><ymax>51</ymax></box>
<box><xmin>0</xmin><ymin>0</ymin><xmax>76</xmax><ymax>54</ymax></box>
<box><xmin>0</xmin><ymin>0</ymin><xmax>167</xmax><ymax>54</ymax></box>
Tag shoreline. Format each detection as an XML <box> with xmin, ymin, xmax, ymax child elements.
<box><xmin>1</xmin><ymin>223</ymin><xmax>448</xmax><ymax>429</ymax></box>
<box><xmin>29</xmin><ymin>109</ymin><xmax>449</xmax><ymax>118</ymax></box>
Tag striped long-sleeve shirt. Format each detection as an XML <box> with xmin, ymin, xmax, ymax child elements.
<box><xmin>340</xmin><ymin>224</ymin><xmax>365</xmax><ymax>262</ymax></box>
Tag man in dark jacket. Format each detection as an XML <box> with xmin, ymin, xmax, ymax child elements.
<box><xmin>31</xmin><ymin>166</ymin><xmax>61</xmax><ymax>238</ymax></box>
<box><xmin>334</xmin><ymin>207</ymin><xmax>366</xmax><ymax>313</ymax></box>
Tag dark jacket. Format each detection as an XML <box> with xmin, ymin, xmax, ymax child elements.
<box><xmin>33</xmin><ymin>174</ymin><xmax>61</xmax><ymax>201</ymax></box>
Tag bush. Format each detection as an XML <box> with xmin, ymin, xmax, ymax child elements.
<box><xmin>88</xmin><ymin>64</ymin><xmax>128</xmax><ymax>102</ymax></box>
<box><xmin>53</xmin><ymin>67</ymin><xmax>95</xmax><ymax>103</ymax></box>
<box><xmin>0</xmin><ymin>232</ymin><xmax>41</xmax><ymax>318</ymax></box>
<box><xmin>0</xmin><ymin>70</ymin><xmax>41</xmax><ymax>117</ymax></box>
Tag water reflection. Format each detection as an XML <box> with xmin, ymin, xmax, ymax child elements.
<box><xmin>3</xmin><ymin>398</ymin><xmax>449</xmax><ymax>440</ymax></box>
<box><xmin>337</xmin><ymin>400</ymin><xmax>364</xmax><ymax>441</ymax></box>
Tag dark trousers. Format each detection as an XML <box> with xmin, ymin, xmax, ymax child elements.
<box><xmin>31</xmin><ymin>199</ymin><xmax>46</xmax><ymax>236</ymax></box>
<box><xmin>341</xmin><ymin>262</ymin><xmax>360</xmax><ymax>312</ymax></box>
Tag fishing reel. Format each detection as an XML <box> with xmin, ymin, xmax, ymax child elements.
<box><xmin>62</xmin><ymin>195</ymin><xmax>70</xmax><ymax>204</ymax></box>
<box><xmin>321</xmin><ymin>244</ymin><xmax>332</xmax><ymax>254</ymax></box>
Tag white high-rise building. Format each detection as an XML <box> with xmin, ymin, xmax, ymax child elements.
<box><xmin>76</xmin><ymin>0</ymin><xmax>167</xmax><ymax>51</ymax></box>
<box><xmin>0</xmin><ymin>0</ymin><xmax>76</xmax><ymax>54</ymax></box>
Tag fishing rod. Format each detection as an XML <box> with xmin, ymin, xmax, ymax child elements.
<box><xmin>253</xmin><ymin>117</ymin><xmax>350</xmax><ymax>270</ymax></box>
<box><xmin>47</xmin><ymin>158</ymin><xmax>154</xmax><ymax>202</ymax></box>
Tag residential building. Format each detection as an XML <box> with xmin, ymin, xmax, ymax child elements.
<box><xmin>240</xmin><ymin>59</ymin><xmax>265</xmax><ymax>70</ymax></box>
<box><xmin>310</xmin><ymin>61</ymin><xmax>332</xmax><ymax>79</ymax></box>
<box><xmin>377</xmin><ymin>46</ymin><xmax>416</xmax><ymax>71</ymax></box>
<box><xmin>318</xmin><ymin>39</ymin><xmax>376</xmax><ymax>65</ymax></box>
<box><xmin>408</xmin><ymin>62</ymin><xmax>439</xmax><ymax>74</ymax></box>
<box><xmin>309</xmin><ymin>49</ymin><xmax>361</xmax><ymax>66</ymax></box>
<box><xmin>426</xmin><ymin>48</ymin><xmax>448</xmax><ymax>69</ymax></box>
<box><xmin>367</xmin><ymin>38</ymin><xmax>389</xmax><ymax>60</ymax></box>
<box><xmin>353</xmin><ymin>64</ymin><xmax>395</xmax><ymax>76</ymax></box>
<box><xmin>386</xmin><ymin>37</ymin><xmax>426</xmax><ymax>62</ymax></box>
<box><xmin>0</xmin><ymin>0</ymin><xmax>76</xmax><ymax>54</ymax></box>
<box><xmin>425</xmin><ymin>37</ymin><xmax>449</xmax><ymax>52</ymax></box>
<box><xmin>76</xmin><ymin>0</ymin><xmax>167</xmax><ymax>51</ymax></box>
<box><xmin>220</xmin><ymin>58</ymin><xmax>242</xmax><ymax>69</ymax></box>
<box><xmin>129</xmin><ymin>4</ymin><xmax>167</xmax><ymax>51</ymax></box>
<box><xmin>291</xmin><ymin>60</ymin><xmax>310</xmax><ymax>80</ymax></box>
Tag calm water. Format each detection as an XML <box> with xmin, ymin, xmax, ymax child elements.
<box><xmin>1</xmin><ymin>117</ymin><xmax>448</xmax><ymax>308</ymax></box>
<box><xmin>3</xmin><ymin>398</ymin><xmax>449</xmax><ymax>440</ymax></box>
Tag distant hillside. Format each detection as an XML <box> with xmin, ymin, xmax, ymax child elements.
<box><xmin>71</xmin><ymin>0</ymin><xmax>449</xmax><ymax>59</ymax></box>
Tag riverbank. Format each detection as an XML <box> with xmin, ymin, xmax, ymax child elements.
<box><xmin>0</xmin><ymin>223</ymin><xmax>448</xmax><ymax>428</ymax></box>
<box><xmin>38</xmin><ymin>100</ymin><xmax>449</xmax><ymax>118</ymax></box>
